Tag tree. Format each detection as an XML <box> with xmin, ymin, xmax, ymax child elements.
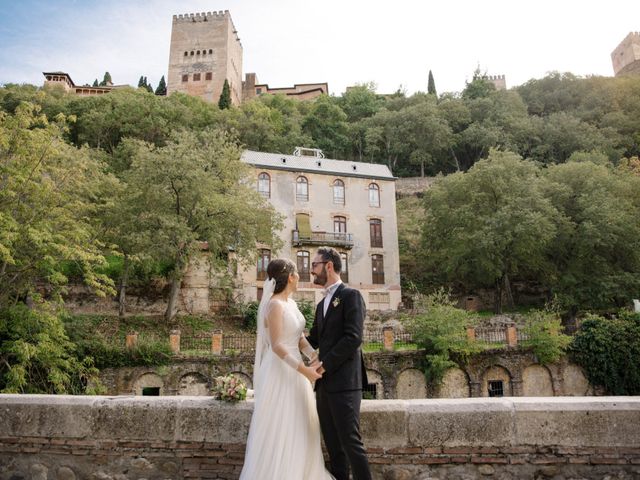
<box><xmin>421</xmin><ymin>150</ymin><xmax>558</xmax><ymax>312</ymax></box>
<box><xmin>218</xmin><ymin>79</ymin><xmax>232</xmax><ymax>109</ymax></box>
<box><xmin>92</xmin><ymin>79</ymin><xmax>99</xmax><ymax>87</ymax></box>
<box><xmin>543</xmin><ymin>157</ymin><xmax>640</xmax><ymax>316</ymax></box>
<box><xmin>155</xmin><ymin>75</ymin><xmax>167</xmax><ymax>96</ymax></box>
<box><xmin>302</xmin><ymin>95</ymin><xmax>349</xmax><ymax>158</ymax></box>
<box><xmin>137</xmin><ymin>76</ymin><xmax>145</xmax><ymax>88</ymax></box>
<box><xmin>0</xmin><ymin>103</ymin><xmax>116</xmax><ymax>305</ymax></box>
<box><xmin>123</xmin><ymin>128</ymin><xmax>282</xmax><ymax>322</ymax></box>
<box><xmin>427</xmin><ymin>70</ymin><xmax>437</xmax><ymax>97</ymax></box>
<box><xmin>144</xmin><ymin>77</ymin><xmax>153</xmax><ymax>93</ymax></box>
<box><xmin>99</xmin><ymin>71</ymin><xmax>112</xmax><ymax>86</ymax></box>
<box><xmin>462</xmin><ymin>68</ymin><xmax>496</xmax><ymax>100</ymax></box>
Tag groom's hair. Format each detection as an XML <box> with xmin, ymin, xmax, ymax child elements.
<box><xmin>318</xmin><ymin>247</ymin><xmax>342</xmax><ymax>273</ymax></box>
<box><xmin>267</xmin><ymin>258</ymin><xmax>296</xmax><ymax>294</ymax></box>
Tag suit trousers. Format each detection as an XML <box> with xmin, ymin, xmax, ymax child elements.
<box><xmin>316</xmin><ymin>385</ymin><xmax>372</xmax><ymax>480</ymax></box>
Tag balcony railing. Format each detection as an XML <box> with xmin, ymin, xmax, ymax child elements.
<box><xmin>292</xmin><ymin>230</ymin><xmax>354</xmax><ymax>249</ymax></box>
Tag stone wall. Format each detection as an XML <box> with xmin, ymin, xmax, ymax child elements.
<box><xmin>99</xmin><ymin>350</ymin><xmax>593</xmax><ymax>400</ymax></box>
<box><xmin>1</xmin><ymin>395</ymin><xmax>639</xmax><ymax>480</ymax></box>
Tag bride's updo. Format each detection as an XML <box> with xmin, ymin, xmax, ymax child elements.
<box><xmin>267</xmin><ymin>258</ymin><xmax>296</xmax><ymax>294</ymax></box>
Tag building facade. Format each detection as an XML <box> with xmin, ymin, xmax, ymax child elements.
<box><xmin>611</xmin><ymin>32</ymin><xmax>640</xmax><ymax>76</ymax></box>
<box><xmin>242</xmin><ymin>73</ymin><xmax>328</xmax><ymax>101</ymax></box>
<box><xmin>167</xmin><ymin>11</ymin><xmax>243</xmax><ymax>105</ymax></box>
<box><xmin>238</xmin><ymin>148</ymin><xmax>402</xmax><ymax>311</ymax></box>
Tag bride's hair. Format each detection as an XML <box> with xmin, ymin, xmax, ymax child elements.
<box><xmin>267</xmin><ymin>258</ymin><xmax>296</xmax><ymax>294</ymax></box>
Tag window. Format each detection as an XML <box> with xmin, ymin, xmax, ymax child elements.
<box><xmin>369</xmin><ymin>183</ymin><xmax>380</xmax><ymax>207</ymax></box>
<box><xmin>196</xmin><ymin>50</ymin><xmax>200</xmax><ymax>55</ymax></box>
<box><xmin>340</xmin><ymin>253</ymin><xmax>349</xmax><ymax>283</ymax></box>
<box><xmin>182</xmin><ymin>74</ymin><xmax>188</xmax><ymax>82</ymax></box>
<box><xmin>334</xmin><ymin>216</ymin><xmax>347</xmax><ymax>234</ymax></box>
<box><xmin>370</xmin><ymin>219</ymin><xmax>383</xmax><ymax>248</ymax></box>
<box><xmin>184</xmin><ymin>51</ymin><xmax>188</xmax><ymax>56</ymax></box>
<box><xmin>193</xmin><ymin>73</ymin><xmax>201</xmax><ymax>81</ymax></box>
<box><xmin>257</xmin><ymin>172</ymin><xmax>270</xmax><ymax>198</ymax></box>
<box><xmin>142</xmin><ymin>387</ymin><xmax>160</xmax><ymax>396</ymax></box>
<box><xmin>256</xmin><ymin>87</ymin><xmax>262</xmax><ymax>94</ymax></box>
<box><xmin>488</xmin><ymin>380</ymin><xmax>504</xmax><ymax>397</ymax></box>
<box><xmin>371</xmin><ymin>254</ymin><xmax>384</xmax><ymax>284</ymax></box>
<box><xmin>296</xmin><ymin>176</ymin><xmax>309</xmax><ymax>202</ymax></box>
<box><xmin>205</xmin><ymin>72</ymin><xmax>212</xmax><ymax>80</ymax></box>
<box><xmin>257</xmin><ymin>249</ymin><xmax>270</xmax><ymax>281</ymax></box>
<box><xmin>333</xmin><ymin>179</ymin><xmax>345</xmax><ymax>205</ymax></box>
<box><xmin>209</xmin><ymin>49</ymin><xmax>213</xmax><ymax>54</ymax></box>
<box><xmin>362</xmin><ymin>383</ymin><xmax>377</xmax><ymax>400</ymax></box>
<box><xmin>297</xmin><ymin>251</ymin><xmax>310</xmax><ymax>282</ymax></box>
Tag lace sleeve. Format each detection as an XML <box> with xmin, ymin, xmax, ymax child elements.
<box><xmin>267</xmin><ymin>301</ymin><xmax>302</xmax><ymax>370</ymax></box>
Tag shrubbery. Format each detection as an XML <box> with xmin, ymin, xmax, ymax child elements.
<box><xmin>570</xmin><ymin>311</ymin><xmax>640</xmax><ymax>395</ymax></box>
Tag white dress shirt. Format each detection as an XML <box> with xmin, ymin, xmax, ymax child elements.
<box><xmin>322</xmin><ymin>280</ymin><xmax>342</xmax><ymax>316</ymax></box>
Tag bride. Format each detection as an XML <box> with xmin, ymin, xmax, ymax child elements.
<box><xmin>240</xmin><ymin>258</ymin><xmax>334</xmax><ymax>479</ymax></box>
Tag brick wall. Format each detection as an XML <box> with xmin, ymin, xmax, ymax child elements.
<box><xmin>1</xmin><ymin>395</ymin><xmax>640</xmax><ymax>479</ymax></box>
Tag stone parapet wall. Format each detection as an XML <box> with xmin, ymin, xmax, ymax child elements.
<box><xmin>1</xmin><ymin>395</ymin><xmax>639</xmax><ymax>479</ymax></box>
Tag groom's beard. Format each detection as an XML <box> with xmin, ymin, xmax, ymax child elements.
<box><xmin>313</xmin><ymin>266</ymin><xmax>328</xmax><ymax>286</ymax></box>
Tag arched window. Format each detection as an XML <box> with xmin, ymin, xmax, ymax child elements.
<box><xmin>296</xmin><ymin>176</ymin><xmax>309</xmax><ymax>202</ymax></box>
<box><xmin>257</xmin><ymin>249</ymin><xmax>271</xmax><ymax>281</ymax></box>
<box><xmin>340</xmin><ymin>253</ymin><xmax>349</xmax><ymax>283</ymax></box>
<box><xmin>258</xmin><ymin>172</ymin><xmax>270</xmax><ymax>198</ymax></box>
<box><xmin>370</xmin><ymin>219</ymin><xmax>383</xmax><ymax>248</ymax></box>
<box><xmin>333</xmin><ymin>179</ymin><xmax>345</xmax><ymax>205</ymax></box>
<box><xmin>369</xmin><ymin>183</ymin><xmax>380</xmax><ymax>207</ymax></box>
<box><xmin>297</xmin><ymin>251</ymin><xmax>310</xmax><ymax>282</ymax></box>
<box><xmin>371</xmin><ymin>254</ymin><xmax>384</xmax><ymax>284</ymax></box>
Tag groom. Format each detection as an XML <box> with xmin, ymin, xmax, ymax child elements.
<box><xmin>308</xmin><ymin>247</ymin><xmax>372</xmax><ymax>480</ymax></box>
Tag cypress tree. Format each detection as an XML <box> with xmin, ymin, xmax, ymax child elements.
<box><xmin>92</xmin><ymin>79</ymin><xmax>99</xmax><ymax>87</ymax></box>
<box><xmin>155</xmin><ymin>75</ymin><xmax>167</xmax><ymax>96</ymax></box>
<box><xmin>138</xmin><ymin>76</ymin><xmax>145</xmax><ymax>88</ymax></box>
<box><xmin>428</xmin><ymin>70</ymin><xmax>437</xmax><ymax>97</ymax></box>
<box><xmin>218</xmin><ymin>79</ymin><xmax>232</xmax><ymax>109</ymax></box>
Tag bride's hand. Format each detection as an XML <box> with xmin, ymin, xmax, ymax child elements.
<box><xmin>299</xmin><ymin>362</ymin><xmax>323</xmax><ymax>383</ymax></box>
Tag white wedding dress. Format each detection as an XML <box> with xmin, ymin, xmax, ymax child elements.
<box><xmin>240</xmin><ymin>295</ymin><xmax>333</xmax><ymax>480</ymax></box>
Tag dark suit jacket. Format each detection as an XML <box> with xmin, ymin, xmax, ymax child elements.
<box><xmin>307</xmin><ymin>283</ymin><xmax>368</xmax><ymax>393</ymax></box>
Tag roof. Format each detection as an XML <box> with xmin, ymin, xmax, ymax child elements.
<box><xmin>241</xmin><ymin>150</ymin><xmax>396</xmax><ymax>181</ymax></box>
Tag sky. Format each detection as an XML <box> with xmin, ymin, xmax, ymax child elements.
<box><xmin>1</xmin><ymin>0</ymin><xmax>639</xmax><ymax>96</ymax></box>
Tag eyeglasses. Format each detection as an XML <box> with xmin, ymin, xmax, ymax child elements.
<box><xmin>311</xmin><ymin>261</ymin><xmax>328</xmax><ymax>268</ymax></box>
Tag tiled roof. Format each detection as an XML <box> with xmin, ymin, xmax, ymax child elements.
<box><xmin>241</xmin><ymin>150</ymin><xmax>396</xmax><ymax>180</ymax></box>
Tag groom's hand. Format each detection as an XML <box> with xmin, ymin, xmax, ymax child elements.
<box><xmin>310</xmin><ymin>358</ymin><xmax>325</xmax><ymax>374</ymax></box>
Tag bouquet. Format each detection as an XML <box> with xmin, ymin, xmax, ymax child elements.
<box><xmin>212</xmin><ymin>374</ymin><xmax>247</xmax><ymax>402</ymax></box>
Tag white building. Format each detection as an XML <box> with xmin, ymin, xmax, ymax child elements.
<box><xmin>238</xmin><ymin>148</ymin><xmax>402</xmax><ymax>311</ymax></box>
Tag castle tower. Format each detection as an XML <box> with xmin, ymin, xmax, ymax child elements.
<box><xmin>167</xmin><ymin>11</ymin><xmax>243</xmax><ymax>105</ymax></box>
<box><xmin>611</xmin><ymin>32</ymin><xmax>640</xmax><ymax>76</ymax></box>
<box><xmin>485</xmin><ymin>74</ymin><xmax>506</xmax><ymax>90</ymax></box>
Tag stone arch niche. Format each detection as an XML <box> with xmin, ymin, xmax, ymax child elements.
<box><xmin>396</xmin><ymin>368</ymin><xmax>427</xmax><ymax>399</ymax></box>
<box><xmin>132</xmin><ymin>372</ymin><xmax>164</xmax><ymax>396</ymax></box>
<box><xmin>439</xmin><ymin>367</ymin><xmax>470</xmax><ymax>398</ymax></box>
<box><xmin>365</xmin><ymin>369</ymin><xmax>383</xmax><ymax>399</ymax></box>
<box><xmin>522</xmin><ymin>364</ymin><xmax>554</xmax><ymax>396</ymax></box>
<box><xmin>178</xmin><ymin>372</ymin><xmax>210</xmax><ymax>396</ymax></box>
<box><xmin>229</xmin><ymin>371</ymin><xmax>253</xmax><ymax>390</ymax></box>
<box><xmin>563</xmin><ymin>363</ymin><xmax>593</xmax><ymax>396</ymax></box>
<box><xmin>481</xmin><ymin>365</ymin><xmax>512</xmax><ymax>397</ymax></box>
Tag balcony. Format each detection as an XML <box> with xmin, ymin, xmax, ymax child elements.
<box><xmin>292</xmin><ymin>230</ymin><xmax>354</xmax><ymax>249</ymax></box>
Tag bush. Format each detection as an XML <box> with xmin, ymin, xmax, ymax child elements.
<box><xmin>570</xmin><ymin>310</ymin><xmax>640</xmax><ymax>395</ymax></box>
<box><xmin>242</xmin><ymin>301</ymin><xmax>259</xmax><ymax>332</ymax></box>
<box><xmin>521</xmin><ymin>309</ymin><xmax>572</xmax><ymax>364</ymax></box>
<box><xmin>403</xmin><ymin>289</ymin><xmax>483</xmax><ymax>385</ymax></box>
<box><xmin>0</xmin><ymin>304</ymin><xmax>103</xmax><ymax>394</ymax></box>
<box><xmin>297</xmin><ymin>300</ymin><xmax>315</xmax><ymax>330</ymax></box>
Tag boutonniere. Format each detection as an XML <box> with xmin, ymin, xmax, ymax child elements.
<box><xmin>332</xmin><ymin>297</ymin><xmax>340</xmax><ymax>308</ymax></box>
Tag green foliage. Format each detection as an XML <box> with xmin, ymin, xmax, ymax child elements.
<box><xmin>0</xmin><ymin>103</ymin><xmax>117</xmax><ymax>303</ymax></box>
<box><xmin>61</xmin><ymin>313</ymin><xmax>172</xmax><ymax>368</ymax></box>
<box><xmin>99</xmin><ymin>71</ymin><xmax>112</xmax><ymax>86</ymax></box>
<box><xmin>521</xmin><ymin>308</ymin><xmax>572</xmax><ymax>364</ymax></box>
<box><xmin>242</xmin><ymin>301</ymin><xmax>259</xmax><ymax>332</ymax></box>
<box><xmin>570</xmin><ymin>311</ymin><xmax>640</xmax><ymax>395</ymax></box>
<box><xmin>403</xmin><ymin>289</ymin><xmax>482</xmax><ymax>385</ymax></box>
<box><xmin>427</xmin><ymin>70</ymin><xmax>437</xmax><ymax>97</ymax></box>
<box><xmin>0</xmin><ymin>304</ymin><xmax>103</xmax><ymax>394</ymax></box>
<box><xmin>155</xmin><ymin>75</ymin><xmax>167</xmax><ymax>96</ymax></box>
<box><xmin>297</xmin><ymin>300</ymin><xmax>315</xmax><ymax>330</ymax></box>
<box><xmin>218</xmin><ymin>79</ymin><xmax>232</xmax><ymax>109</ymax></box>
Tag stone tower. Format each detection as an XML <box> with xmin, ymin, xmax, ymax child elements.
<box><xmin>167</xmin><ymin>11</ymin><xmax>243</xmax><ymax>105</ymax></box>
<box><xmin>611</xmin><ymin>32</ymin><xmax>640</xmax><ymax>76</ymax></box>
